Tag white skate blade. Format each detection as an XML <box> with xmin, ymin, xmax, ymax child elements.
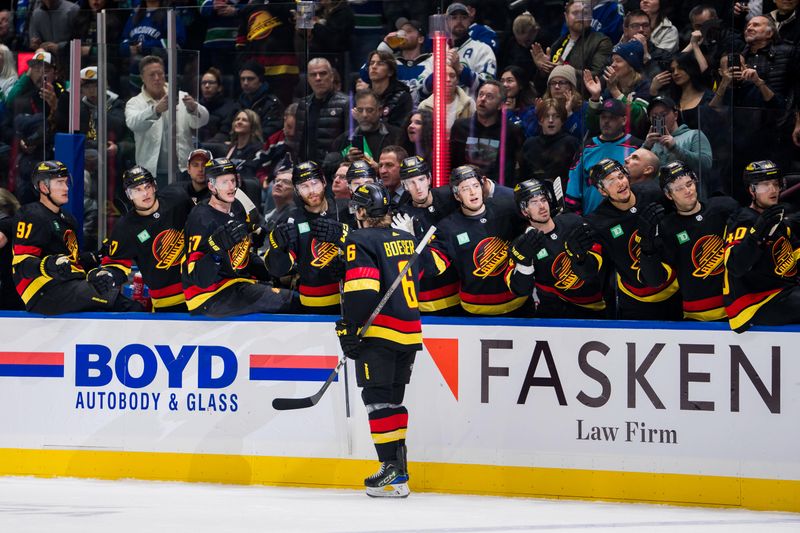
<box><xmin>365</xmin><ymin>482</ymin><xmax>410</xmax><ymax>498</ymax></box>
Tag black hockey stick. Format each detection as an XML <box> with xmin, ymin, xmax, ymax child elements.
<box><xmin>272</xmin><ymin>224</ymin><xmax>437</xmax><ymax>411</ymax></box>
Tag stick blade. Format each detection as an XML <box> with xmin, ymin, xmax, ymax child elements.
<box><xmin>272</xmin><ymin>397</ymin><xmax>316</xmax><ymax>410</ymax></box>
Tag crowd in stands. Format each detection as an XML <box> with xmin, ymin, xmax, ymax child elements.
<box><xmin>0</xmin><ymin>0</ymin><xmax>798</xmax><ymax>330</ymax></box>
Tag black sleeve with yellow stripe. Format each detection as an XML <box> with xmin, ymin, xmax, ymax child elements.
<box><xmin>341</xmin><ymin>233</ymin><xmax>381</xmax><ymax>327</ymax></box>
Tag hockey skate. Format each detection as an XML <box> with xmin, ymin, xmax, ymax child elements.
<box><xmin>364</xmin><ymin>460</ymin><xmax>410</xmax><ymax>498</ymax></box>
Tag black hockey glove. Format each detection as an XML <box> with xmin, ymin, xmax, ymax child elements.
<box><xmin>310</xmin><ymin>218</ymin><xmax>347</xmax><ymax>246</ymax></box>
<box><xmin>208</xmin><ymin>220</ymin><xmax>248</xmax><ymax>253</ymax></box>
<box><xmin>88</xmin><ymin>268</ymin><xmax>116</xmax><ymax>294</ymax></box>
<box><xmin>79</xmin><ymin>250</ymin><xmax>102</xmax><ymax>270</ymax></box>
<box><xmin>335</xmin><ymin>319</ymin><xmax>361</xmax><ymax>360</ymax></box>
<box><xmin>268</xmin><ymin>223</ymin><xmax>298</xmax><ymax>252</ymax></box>
<box><xmin>750</xmin><ymin>205</ymin><xmax>785</xmax><ymax>243</ymax></box>
<box><xmin>638</xmin><ymin>202</ymin><xmax>665</xmax><ymax>255</ymax></box>
<box><xmin>327</xmin><ymin>256</ymin><xmax>346</xmax><ymax>281</ymax></box>
<box><xmin>564</xmin><ymin>224</ymin><xmax>595</xmax><ymax>263</ymax></box>
<box><xmin>40</xmin><ymin>254</ymin><xmax>73</xmax><ymax>280</ymax></box>
<box><xmin>510</xmin><ymin>229</ymin><xmax>545</xmax><ymax>267</ymax></box>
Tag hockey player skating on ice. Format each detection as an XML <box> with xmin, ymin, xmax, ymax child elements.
<box><xmin>12</xmin><ymin>161</ymin><xmax>141</xmax><ymax>314</ymax></box>
<box><xmin>334</xmin><ymin>182</ymin><xmax>422</xmax><ymax>498</ymax></box>
<box><xmin>99</xmin><ymin>166</ymin><xmax>194</xmax><ymax>312</ymax></box>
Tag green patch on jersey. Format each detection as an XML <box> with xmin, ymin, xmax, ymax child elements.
<box><xmin>676</xmin><ymin>231</ymin><xmax>690</xmax><ymax>244</ymax></box>
<box><xmin>137</xmin><ymin>229</ymin><xmax>151</xmax><ymax>243</ymax></box>
<box><xmin>298</xmin><ymin>221</ymin><xmax>310</xmax><ymax>234</ymax></box>
<box><xmin>536</xmin><ymin>248</ymin><xmax>549</xmax><ymax>260</ymax></box>
<box><xmin>52</xmin><ymin>221</ymin><xmax>60</xmax><ymax>232</ymax></box>
<box><xmin>610</xmin><ymin>224</ymin><xmax>624</xmax><ymax>238</ymax></box>
<box><xmin>457</xmin><ymin>232</ymin><xmax>470</xmax><ymax>245</ymax></box>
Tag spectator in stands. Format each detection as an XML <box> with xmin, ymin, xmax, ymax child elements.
<box><xmin>530</xmin><ymin>65</ymin><xmax>588</xmax><ymax>141</ymax></box>
<box><xmin>592</xmin><ymin>0</ymin><xmax>625</xmax><ymax>43</ymax></box>
<box><xmin>500</xmin><ymin>65</ymin><xmax>538</xmax><ymax>138</ymax></box>
<box><xmin>532</xmin><ymin>0</ymin><xmax>612</xmax><ymax>95</ymax></box>
<box><xmin>566</xmin><ymin>98</ymin><xmax>642</xmax><ymax>214</ymax></box>
<box><xmin>256</xmin><ymin>103</ymin><xmax>298</xmax><ymax>185</ymax></box>
<box><xmin>199</xmin><ymin>0</ymin><xmax>246</xmax><ymax>76</ymax></box>
<box><xmin>378</xmin><ymin>145</ymin><xmax>408</xmax><ymax>205</ymax></box>
<box><xmin>417</xmin><ymin>64</ymin><xmax>476</xmax><ymax>130</ymax></box>
<box><xmin>497</xmin><ymin>11</ymin><xmax>540</xmax><ymax>75</ymax></box>
<box><xmin>640</xmin><ymin>0</ymin><xmax>679</xmax><ymax>53</ymax></box>
<box><xmin>124</xmin><ymin>55</ymin><xmax>209</xmax><ymax>184</ymax></box>
<box><xmin>263</xmin><ymin>163</ymin><xmax>295</xmax><ymax>229</ymax></box>
<box><xmin>367</xmin><ymin>18</ymin><xmax>432</xmax><ymax>106</ymax></box>
<box><xmin>0</xmin><ymin>10</ymin><xmax>16</xmax><ymax>50</ymax></box>
<box><xmin>644</xmin><ymin>95</ymin><xmax>713</xmax><ymax>184</ymax></box>
<box><xmin>0</xmin><ymin>44</ymin><xmax>18</xmax><ymax>98</ymax></box>
<box><xmin>238</xmin><ymin>61</ymin><xmax>283</xmax><ymax>140</ymax></box>
<box><xmin>292</xmin><ymin>57</ymin><xmax>349</xmax><ymax>168</ymax></box>
<box><xmin>620</xmin><ymin>9</ymin><xmax>676</xmax><ymax>81</ymax></box>
<box><xmin>28</xmin><ymin>0</ymin><xmax>79</xmax><ymax>55</ymax></box>
<box><xmin>5</xmin><ymin>50</ymin><xmax>64</xmax><ymax>148</ymax></box>
<box><xmin>520</xmin><ymin>98</ymin><xmax>580</xmax><ymax>185</ymax></box>
<box><xmin>305</xmin><ymin>0</ymin><xmax>355</xmax><ymax>78</ymax></box>
<box><xmin>332</xmin><ymin>89</ymin><xmax>402</xmax><ymax>167</ymax></box>
<box><xmin>400</xmin><ymin>110</ymin><xmax>433</xmax><ymax>164</ymax></box>
<box><xmin>198</xmin><ymin>67</ymin><xmax>236</xmax><ymax>147</ymax></box>
<box><xmin>458</xmin><ymin>0</ymin><xmax>499</xmax><ymax>52</ymax></box>
<box><xmin>624</xmin><ymin>147</ymin><xmax>661</xmax><ymax>184</ymax></box>
<box><xmin>445</xmin><ymin>2</ymin><xmax>497</xmax><ymax>90</ymax></box>
<box><xmin>451</xmin><ymin>80</ymin><xmax>524</xmax><ymax>185</ymax></box>
<box><xmin>75</xmin><ymin>0</ymin><xmax>124</xmax><ymax>85</ymax></box>
<box><xmin>365</xmin><ymin>50</ymin><xmax>412</xmax><ymax>128</ymax></box>
<box><xmin>224</xmin><ymin>109</ymin><xmax>263</xmax><ymax>182</ymax></box>
<box><xmin>768</xmin><ymin>0</ymin><xmax>800</xmax><ymax>44</ymax></box>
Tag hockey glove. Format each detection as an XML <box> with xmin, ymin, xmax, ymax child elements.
<box><xmin>327</xmin><ymin>256</ymin><xmax>346</xmax><ymax>281</ymax></box>
<box><xmin>510</xmin><ymin>229</ymin><xmax>545</xmax><ymax>267</ymax></box>
<box><xmin>268</xmin><ymin>223</ymin><xmax>298</xmax><ymax>252</ymax></box>
<box><xmin>79</xmin><ymin>250</ymin><xmax>102</xmax><ymax>270</ymax></box>
<box><xmin>335</xmin><ymin>319</ymin><xmax>361</xmax><ymax>360</ymax></box>
<box><xmin>40</xmin><ymin>254</ymin><xmax>73</xmax><ymax>280</ymax></box>
<box><xmin>208</xmin><ymin>220</ymin><xmax>248</xmax><ymax>253</ymax></box>
<box><xmin>391</xmin><ymin>212</ymin><xmax>416</xmax><ymax>236</ymax></box>
<box><xmin>638</xmin><ymin>202</ymin><xmax>665</xmax><ymax>255</ymax></box>
<box><xmin>751</xmin><ymin>205</ymin><xmax>785</xmax><ymax>243</ymax></box>
<box><xmin>88</xmin><ymin>268</ymin><xmax>116</xmax><ymax>294</ymax></box>
<box><xmin>564</xmin><ymin>224</ymin><xmax>595</xmax><ymax>263</ymax></box>
<box><xmin>310</xmin><ymin>218</ymin><xmax>347</xmax><ymax>246</ymax></box>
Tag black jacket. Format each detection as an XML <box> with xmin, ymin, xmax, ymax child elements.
<box><xmin>293</xmin><ymin>89</ymin><xmax>350</xmax><ymax>164</ymax></box>
<box><xmin>375</xmin><ymin>79</ymin><xmax>413</xmax><ymax>128</ymax></box>
<box><xmin>238</xmin><ymin>85</ymin><xmax>284</xmax><ymax>139</ymax></box>
<box><xmin>199</xmin><ymin>93</ymin><xmax>237</xmax><ymax>144</ymax></box>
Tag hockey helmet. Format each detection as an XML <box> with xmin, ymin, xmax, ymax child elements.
<box><xmin>743</xmin><ymin>160</ymin><xmax>783</xmax><ymax>189</ymax></box>
<box><xmin>123</xmin><ymin>165</ymin><xmax>156</xmax><ymax>191</ymax></box>
<box><xmin>449</xmin><ymin>165</ymin><xmax>482</xmax><ymax>194</ymax></box>
<box><xmin>659</xmin><ymin>160</ymin><xmax>697</xmax><ymax>192</ymax></box>
<box><xmin>350</xmin><ymin>182</ymin><xmax>391</xmax><ymax>217</ymax></box>
<box><xmin>292</xmin><ymin>160</ymin><xmax>324</xmax><ymax>186</ymax></box>
<box><xmin>345</xmin><ymin>159</ymin><xmax>377</xmax><ymax>183</ymax></box>
<box><xmin>399</xmin><ymin>155</ymin><xmax>430</xmax><ymax>181</ymax></box>
<box><xmin>588</xmin><ymin>158</ymin><xmax>627</xmax><ymax>188</ymax></box>
<box><xmin>514</xmin><ymin>178</ymin><xmax>557</xmax><ymax>213</ymax></box>
<box><xmin>204</xmin><ymin>158</ymin><xmax>238</xmax><ymax>183</ymax></box>
<box><xmin>32</xmin><ymin>160</ymin><xmax>71</xmax><ymax>189</ymax></box>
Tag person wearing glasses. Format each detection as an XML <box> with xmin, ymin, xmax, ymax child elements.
<box><xmin>197</xmin><ymin>67</ymin><xmax>237</xmax><ymax>147</ymax></box>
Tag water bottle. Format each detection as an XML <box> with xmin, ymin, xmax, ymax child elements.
<box><xmin>132</xmin><ymin>271</ymin><xmax>144</xmax><ymax>300</ymax></box>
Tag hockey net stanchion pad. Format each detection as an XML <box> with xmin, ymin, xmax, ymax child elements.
<box><xmin>271</xmin><ymin>225</ymin><xmax>438</xmax><ymax>411</ymax></box>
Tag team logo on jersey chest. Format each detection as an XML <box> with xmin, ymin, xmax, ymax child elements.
<box><xmin>772</xmin><ymin>236</ymin><xmax>797</xmax><ymax>278</ymax></box>
<box><xmin>247</xmin><ymin>11</ymin><xmax>281</xmax><ymax>41</ymax></box>
<box><xmin>472</xmin><ymin>237</ymin><xmax>509</xmax><ymax>278</ymax></box>
<box><xmin>64</xmin><ymin>229</ymin><xmax>79</xmax><ymax>263</ymax></box>
<box><xmin>152</xmin><ymin>229</ymin><xmax>186</xmax><ymax>270</ymax></box>
<box><xmin>690</xmin><ymin>234</ymin><xmax>725</xmax><ymax>278</ymax></box>
<box><xmin>552</xmin><ymin>252</ymin><xmax>584</xmax><ymax>290</ymax></box>
<box><xmin>229</xmin><ymin>237</ymin><xmax>251</xmax><ymax>270</ymax></box>
<box><xmin>627</xmin><ymin>230</ymin><xmax>642</xmax><ymax>271</ymax></box>
<box><xmin>310</xmin><ymin>238</ymin><xmax>338</xmax><ymax>268</ymax></box>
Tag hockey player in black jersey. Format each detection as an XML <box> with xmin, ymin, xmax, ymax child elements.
<box><xmin>334</xmin><ymin>182</ymin><xmax>421</xmax><ymax>498</ymax></box>
<box><xmin>100</xmin><ymin>166</ymin><xmax>194</xmax><ymax>312</ymax></box>
<box><xmin>723</xmin><ymin>160</ymin><xmax>800</xmax><ymax>332</ymax></box>
<box><xmin>433</xmin><ymin>165</ymin><xmax>528</xmax><ymax>315</ymax></box>
<box><xmin>12</xmin><ymin>161</ymin><xmax>141</xmax><ymax>314</ymax></box>
<box><xmin>507</xmin><ymin>179</ymin><xmax>607</xmax><ymax>318</ymax></box>
<box><xmin>182</xmin><ymin>158</ymin><xmax>298</xmax><ymax>316</ymax></box>
<box><xmin>264</xmin><ymin>160</ymin><xmax>350</xmax><ymax>313</ymax></box>
<box><xmin>345</xmin><ymin>159</ymin><xmax>379</xmax><ymax>193</ymax></box>
<box><xmin>638</xmin><ymin>161</ymin><xmax>740</xmax><ymax>321</ymax></box>
<box><xmin>564</xmin><ymin>158</ymin><xmax>681</xmax><ymax>320</ymax></box>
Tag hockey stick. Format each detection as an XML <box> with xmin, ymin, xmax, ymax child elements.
<box><xmin>234</xmin><ymin>188</ymin><xmax>263</xmax><ymax>235</ymax></box>
<box><xmin>272</xmin><ymin>224</ymin><xmax>437</xmax><ymax>411</ymax></box>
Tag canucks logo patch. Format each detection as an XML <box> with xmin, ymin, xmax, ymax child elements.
<box><xmin>298</xmin><ymin>222</ymin><xmax>310</xmax><ymax>234</ymax></box>
<box><xmin>137</xmin><ymin>229</ymin><xmax>151</xmax><ymax>243</ymax></box>
<box><xmin>676</xmin><ymin>231</ymin><xmax>690</xmax><ymax>244</ymax></box>
<box><xmin>457</xmin><ymin>232</ymin><xmax>470</xmax><ymax>245</ymax></box>
<box><xmin>536</xmin><ymin>248</ymin><xmax>549</xmax><ymax>260</ymax></box>
<box><xmin>610</xmin><ymin>225</ymin><xmax>624</xmax><ymax>239</ymax></box>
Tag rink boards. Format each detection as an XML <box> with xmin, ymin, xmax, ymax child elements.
<box><xmin>0</xmin><ymin>311</ymin><xmax>797</xmax><ymax>512</ymax></box>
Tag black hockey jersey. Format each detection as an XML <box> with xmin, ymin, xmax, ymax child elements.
<box><xmin>102</xmin><ymin>189</ymin><xmax>194</xmax><ymax>310</ymax></box>
<box><xmin>640</xmin><ymin>196</ymin><xmax>739</xmax><ymax>321</ymax></box>
<box><xmin>723</xmin><ymin>206</ymin><xmax>800</xmax><ymax>332</ymax></box>
<box><xmin>12</xmin><ymin>202</ymin><xmax>85</xmax><ymax>307</ymax></box>
<box><xmin>435</xmin><ymin>204</ymin><xmax>527</xmax><ymax>315</ymax></box>
<box><xmin>342</xmin><ymin>226</ymin><xmax>422</xmax><ymax>350</ymax></box>
<box><xmin>585</xmin><ymin>181</ymin><xmax>679</xmax><ymax>303</ymax></box>
<box><xmin>508</xmin><ymin>213</ymin><xmax>607</xmax><ymax>313</ymax></box>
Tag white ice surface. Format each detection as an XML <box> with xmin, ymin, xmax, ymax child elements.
<box><xmin>0</xmin><ymin>476</ymin><xmax>798</xmax><ymax>533</ymax></box>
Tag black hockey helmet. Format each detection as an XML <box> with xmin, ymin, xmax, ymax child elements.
<box><xmin>743</xmin><ymin>160</ymin><xmax>783</xmax><ymax>189</ymax></box>
<box><xmin>449</xmin><ymin>165</ymin><xmax>481</xmax><ymax>194</ymax></box>
<box><xmin>292</xmin><ymin>160</ymin><xmax>324</xmax><ymax>186</ymax></box>
<box><xmin>204</xmin><ymin>158</ymin><xmax>238</xmax><ymax>183</ymax></box>
<box><xmin>659</xmin><ymin>160</ymin><xmax>697</xmax><ymax>192</ymax></box>
<box><xmin>350</xmin><ymin>182</ymin><xmax>391</xmax><ymax>217</ymax></box>
<box><xmin>514</xmin><ymin>178</ymin><xmax>557</xmax><ymax>213</ymax></box>
<box><xmin>32</xmin><ymin>160</ymin><xmax>71</xmax><ymax>189</ymax></box>
<box><xmin>588</xmin><ymin>158</ymin><xmax>627</xmax><ymax>188</ymax></box>
<box><xmin>399</xmin><ymin>155</ymin><xmax>430</xmax><ymax>181</ymax></box>
<box><xmin>122</xmin><ymin>165</ymin><xmax>156</xmax><ymax>191</ymax></box>
<box><xmin>345</xmin><ymin>159</ymin><xmax>376</xmax><ymax>182</ymax></box>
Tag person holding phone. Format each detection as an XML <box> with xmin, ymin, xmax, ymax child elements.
<box><xmin>330</xmin><ymin>89</ymin><xmax>401</xmax><ymax>168</ymax></box>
